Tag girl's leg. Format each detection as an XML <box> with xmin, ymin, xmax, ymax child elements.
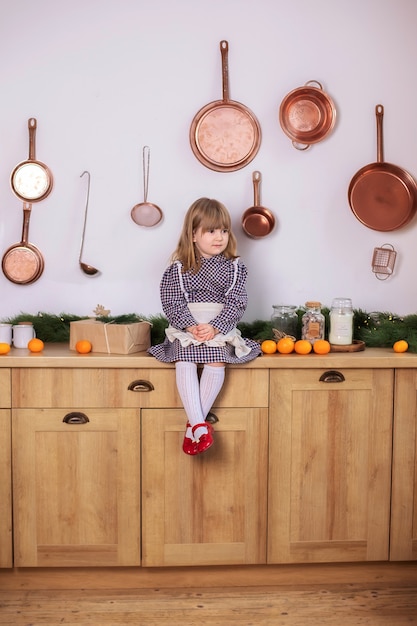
<box><xmin>175</xmin><ymin>361</ymin><xmax>208</xmax><ymax>441</ymax></box>
<box><xmin>199</xmin><ymin>363</ymin><xmax>225</xmax><ymax>418</ymax></box>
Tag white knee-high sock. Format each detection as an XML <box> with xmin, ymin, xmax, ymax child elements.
<box><xmin>200</xmin><ymin>364</ymin><xmax>225</xmax><ymax>417</ymax></box>
<box><xmin>175</xmin><ymin>362</ymin><xmax>207</xmax><ymax>440</ymax></box>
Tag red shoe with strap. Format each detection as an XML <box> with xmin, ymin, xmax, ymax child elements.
<box><xmin>182</xmin><ymin>422</ymin><xmax>198</xmax><ymax>456</ymax></box>
<box><xmin>192</xmin><ymin>422</ymin><xmax>214</xmax><ymax>454</ymax></box>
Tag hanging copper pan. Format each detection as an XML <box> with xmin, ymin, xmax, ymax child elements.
<box><xmin>10</xmin><ymin>118</ymin><xmax>53</xmax><ymax>202</ymax></box>
<box><xmin>242</xmin><ymin>171</ymin><xmax>275</xmax><ymax>238</ymax></box>
<box><xmin>279</xmin><ymin>80</ymin><xmax>336</xmax><ymax>150</ymax></box>
<box><xmin>348</xmin><ymin>105</ymin><xmax>417</xmax><ymax>231</ymax></box>
<box><xmin>190</xmin><ymin>40</ymin><xmax>261</xmax><ymax>172</ymax></box>
<box><xmin>2</xmin><ymin>202</ymin><xmax>44</xmax><ymax>284</ymax></box>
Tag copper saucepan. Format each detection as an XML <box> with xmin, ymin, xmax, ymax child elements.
<box><xmin>348</xmin><ymin>104</ymin><xmax>417</xmax><ymax>231</ymax></box>
<box><xmin>279</xmin><ymin>80</ymin><xmax>336</xmax><ymax>150</ymax></box>
<box><xmin>2</xmin><ymin>202</ymin><xmax>44</xmax><ymax>284</ymax></box>
<box><xmin>190</xmin><ymin>40</ymin><xmax>261</xmax><ymax>172</ymax></box>
<box><xmin>10</xmin><ymin>118</ymin><xmax>53</xmax><ymax>202</ymax></box>
<box><xmin>242</xmin><ymin>171</ymin><xmax>275</xmax><ymax>238</ymax></box>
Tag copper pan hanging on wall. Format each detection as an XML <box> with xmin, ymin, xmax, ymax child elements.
<box><xmin>241</xmin><ymin>171</ymin><xmax>275</xmax><ymax>238</ymax></box>
<box><xmin>190</xmin><ymin>40</ymin><xmax>261</xmax><ymax>172</ymax></box>
<box><xmin>2</xmin><ymin>202</ymin><xmax>44</xmax><ymax>284</ymax></box>
<box><xmin>279</xmin><ymin>80</ymin><xmax>336</xmax><ymax>150</ymax></box>
<box><xmin>10</xmin><ymin>118</ymin><xmax>53</xmax><ymax>202</ymax></box>
<box><xmin>348</xmin><ymin>104</ymin><xmax>417</xmax><ymax>231</ymax></box>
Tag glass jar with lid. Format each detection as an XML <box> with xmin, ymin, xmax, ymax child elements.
<box><xmin>329</xmin><ymin>298</ymin><xmax>353</xmax><ymax>345</ymax></box>
<box><xmin>301</xmin><ymin>301</ymin><xmax>325</xmax><ymax>343</ymax></box>
<box><xmin>271</xmin><ymin>305</ymin><xmax>298</xmax><ymax>339</ymax></box>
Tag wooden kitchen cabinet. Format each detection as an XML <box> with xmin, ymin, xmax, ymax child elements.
<box><xmin>268</xmin><ymin>368</ymin><xmax>394</xmax><ymax>564</ymax></box>
<box><xmin>141</xmin><ymin>368</ymin><xmax>269</xmax><ymax>567</ymax></box>
<box><xmin>141</xmin><ymin>407</ymin><xmax>268</xmax><ymax>567</ymax></box>
<box><xmin>390</xmin><ymin>369</ymin><xmax>417</xmax><ymax>560</ymax></box>
<box><xmin>0</xmin><ymin>409</ymin><xmax>12</xmax><ymax>568</ymax></box>
<box><xmin>10</xmin><ymin>366</ymin><xmax>268</xmax><ymax>568</ymax></box>
<box><xmin>12</xmin><ymin>407</ymin><xmax>140</xmax><ymax>567</ymax></box>
<box><xmin>0</xmin><ymin>369</ymin><xmax>12</xmax><ymax>568</ymax></box>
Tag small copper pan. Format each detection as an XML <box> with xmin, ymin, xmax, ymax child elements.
<box><xmin>279</xmin><ymin>80</ymin><xmax>336</xmax><ymax>150</ymax></box>
<box><xmin>10</xmin><ymin>118</ymin><xmax>53</xmax><ymax>202</ymax></box>
<box><xmin>242</xmin><ymin>171</ymin><xmax>275</xmax><ymax>238</ymax></box>
<box><xmin>2</xmin><ymin>202</ymin><xmax>44</xmax><ymax>284</ymax></box>
<box><xmin>348</xmin><ymin>105</ymin><xmax>417</xmax><ymax>231</ymax></box>
<box><xmin>190</xmin><ymin>40</ymin><xmax>261</xmax><ymax>172</ymax></box>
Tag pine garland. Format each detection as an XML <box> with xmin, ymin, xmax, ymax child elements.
<box><xmin>2</xmin><ymin>309</ymin><xmax>417</xmax><ymax>352</ymax></box>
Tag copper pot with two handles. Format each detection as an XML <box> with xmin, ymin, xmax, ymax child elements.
<box><xmin>279</xmin><ymin>80</ymin><xmax>336</xmax><ymax>151</ymax></box>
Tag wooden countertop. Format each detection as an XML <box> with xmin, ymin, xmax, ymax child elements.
<box><xmin>0</xmin><ymin>343</ymin><xmax>416</xmax><ymax>369</ymax></box>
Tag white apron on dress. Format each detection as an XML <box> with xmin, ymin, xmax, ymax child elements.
<box><xmin>165</xmin><ymin>302</ymin><xmax>251</xmax><ymax>358</ymax></box>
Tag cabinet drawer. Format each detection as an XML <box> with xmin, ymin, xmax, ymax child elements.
<box><xmin>12</xmin><ymin>368</ymin><xmax>268</xmax><ymax>408</ymax></box>
<box><xmin>0</xmin><ymin>369</ymin><xmax>11</xmax><ymax>408</ymax></box>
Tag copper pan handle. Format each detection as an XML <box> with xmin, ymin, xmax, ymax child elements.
<box><xmin>28</xmin><ymin>118</ymin><xmax>37</xmax><ymax>161</ymax></box>
<box><xmin>21</xmin><ymin>202</ymin><xmax>32</xmax><ymax>245</ymax></box>
<box><xmin>220</xmin><ymin>40</ymin><xmax>230</xmax><ymax>102</ymax></box>
<box><xmin>376</xmin><ymin>104</ymin><xmax>384</xmax><ymax>164</ymax></box>
<box><xmin>252</xmin><ymin>171</ymin><xmax>261</xmax><ymax>206</ymax></box>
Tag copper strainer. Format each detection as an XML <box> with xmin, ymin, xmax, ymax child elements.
<box><xmin>371</xmin><ymin>243</ymin><xmax>397</xmax><ymax>280</ymax></box>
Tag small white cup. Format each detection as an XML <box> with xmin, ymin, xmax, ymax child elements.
<box><xmin>12</xmin><ymin>323</ymin><xmax>36</xmax><ymax>349</ymax></box>
<box><xmin>0</xmin><ymin>323</ymin><xmax>13</xmax><ymax>345</ymax></box>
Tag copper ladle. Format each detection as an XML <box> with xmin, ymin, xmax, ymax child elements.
<box><xmin>79</xmin><ymin>170</ymin><xmax>99</xmax><ymax>276</ymax></box>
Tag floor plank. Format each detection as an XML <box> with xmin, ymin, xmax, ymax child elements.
<box><xmin>1</xmin><ymin>584</ymin><xmax>417</xmax><ymax>626</ymax></box>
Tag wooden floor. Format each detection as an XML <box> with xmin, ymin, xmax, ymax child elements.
<box><xmin>1</xmin><ymin>564</ymin><xmax>417</xmax><ymax>625</ymax></box>
<box><xmin>1</xmin><ymin>583</ymin><xmax>417</xmax><ymax>625</ymax></box>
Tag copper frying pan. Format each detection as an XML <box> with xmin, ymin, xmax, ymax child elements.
<box><xmin>242</xmin><ymin>171</ymin><xmax>275</xmax><ymax>238</ymax></box>
<box><xmin>2</xmin><ymin>202</ymin><xmax>44</xmax><ymax>284</ymax></box>
<box><xmin>10</xmin><ymin>118</ymin><xmax>53</xmax><ymax>202</ymax></box>
<box><xmin>348</xmin><ymin>105</ymin><xmax>417</xmax><ymax>231</ymax></box>
<box><xmin>190</xmin><ymin>40</ymin><xmax>261</xmax><ymax>172</ymax></box>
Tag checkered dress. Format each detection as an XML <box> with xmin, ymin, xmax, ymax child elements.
<box><xmin>148</xmin><ymin>255</ymin><xmax>261</xmax><ymax>364</ymax></box>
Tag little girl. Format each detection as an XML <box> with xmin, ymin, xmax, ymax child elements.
<box><xmin>148</xmin><ymin>197</ymin><xmax>261</xmax><ymax>455</ymax></box>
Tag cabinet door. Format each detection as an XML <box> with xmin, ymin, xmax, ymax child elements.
<box><xmin>391</xmin><ymin>370</ymin><xmax>417</xmax><ymax>560</ymax></box>
<box><xmin>268</xmin><ymin>368</ymin><xmax>393</xmax><ymax>564</ymax></box>
<box><xmin>12</xmin><ymin>408</ymin><xmax>140</xmax><ymax>567</ymax></box>
<box><xmin>0</xmin><ymin>369</ymin><xmax>11</xmax><ymax>408</ymax></box>
<box><xmin>141</xmin><ymin>408</ymin><xmax>268</xmax><ymax>566</ymax></box>
<box><xmin>0</xmin><ymin>410</ymin><xmax>12</xmax><ymax>568</ymax></box>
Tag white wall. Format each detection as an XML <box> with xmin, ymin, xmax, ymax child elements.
<box><xmin>0</xmin><ymin>0</ymin><xmax>416</xmax><ymax>322</ymax></box>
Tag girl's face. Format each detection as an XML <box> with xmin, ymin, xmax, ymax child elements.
<box><xmin>193</xmin><ymin>227</ymin><xmax>230</xmax><ymax>258</ymax></box>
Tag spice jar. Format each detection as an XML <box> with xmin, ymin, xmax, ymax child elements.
<box><xmin>271</xmin><ymin>305</ymin><xmax>298</xmax><ymax>339</ymax></box>
<box><xmin>301</xmin><ymin>301</ymin><xmax>325</xmax><ymax>344</ymax></box>
<box><xmin>329</xmin><ymin>298</ymin><xmax>353</xmax><ymax>345</ymax></box>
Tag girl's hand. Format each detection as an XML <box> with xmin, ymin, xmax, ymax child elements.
<box><xmin>195</xmin><ymin>323</ymin><xmax>217</xmax><ymax>341</ymax></box>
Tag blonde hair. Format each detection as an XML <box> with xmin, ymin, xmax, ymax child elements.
<box><xmin>172</xmin><ymin>198</ymin><xmax>237</xmax><ymax>272</ymax></box>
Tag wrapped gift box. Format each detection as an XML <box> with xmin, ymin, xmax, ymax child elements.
<box><xmin>69</xmin><ymin>319</ymin><xmax>152</xmax><ymax>354</ymax></box>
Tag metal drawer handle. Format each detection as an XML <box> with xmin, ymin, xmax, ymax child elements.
<box><xmin>128</xmin><ymin>379</ymin><xmax>155</xmax><ymax>392</ymax></box>
<box><xmin>319</xmin><ymin>370</ymin><xmax>345</xmax><ymax>383</ymax></box>
<box><xmin>63</xmin><ymin>411</ymin><xmax>90</xmax><ymax>425</ymax></box>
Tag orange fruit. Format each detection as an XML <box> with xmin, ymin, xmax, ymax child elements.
<box><xmin>28</xmin><ymin>338</ymin><xmax>44</xmax><ymax>352</ymax></box>
<box><xmin>277</xmin><ymin>337</ymin><xmax>295</xmax><ymax>354</ymax></box>
<box><xmin>393</xmin><ymin>340</ymin><xmax>408</xmax><ymax>353</ymax></box>
<box><xmin>261</xmin><ymin>339</ymin><xmax>277</xmax><ymax>354</ymax></box>
<box><xmin>313</xmin><ymin>339</ymin><xmax>331</xmax><ymax>354</ymax></box>
<box><xmin>294</xmin><ymin>339</ymin><xmax>312</xmax><ymax>354</ymax></box>
<box><xmin>0</xmin><ymin>343</ymin><xmax>11</xmax><ymax>355</ymax></box>
<box><xmin>75</xmin><ymin>339</ymin><xmax>92</xmax><ymax>354</ymax></box>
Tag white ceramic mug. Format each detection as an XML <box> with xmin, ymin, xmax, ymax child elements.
<box><xmin>12</xmin><ymin>323</ymin><xmax>36</xmax><ymax>348</ymax></box>
<box><xmin>0</xmin><ymin>323</ymin><xmax>13</xmax><ymax>345</ymax></box>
